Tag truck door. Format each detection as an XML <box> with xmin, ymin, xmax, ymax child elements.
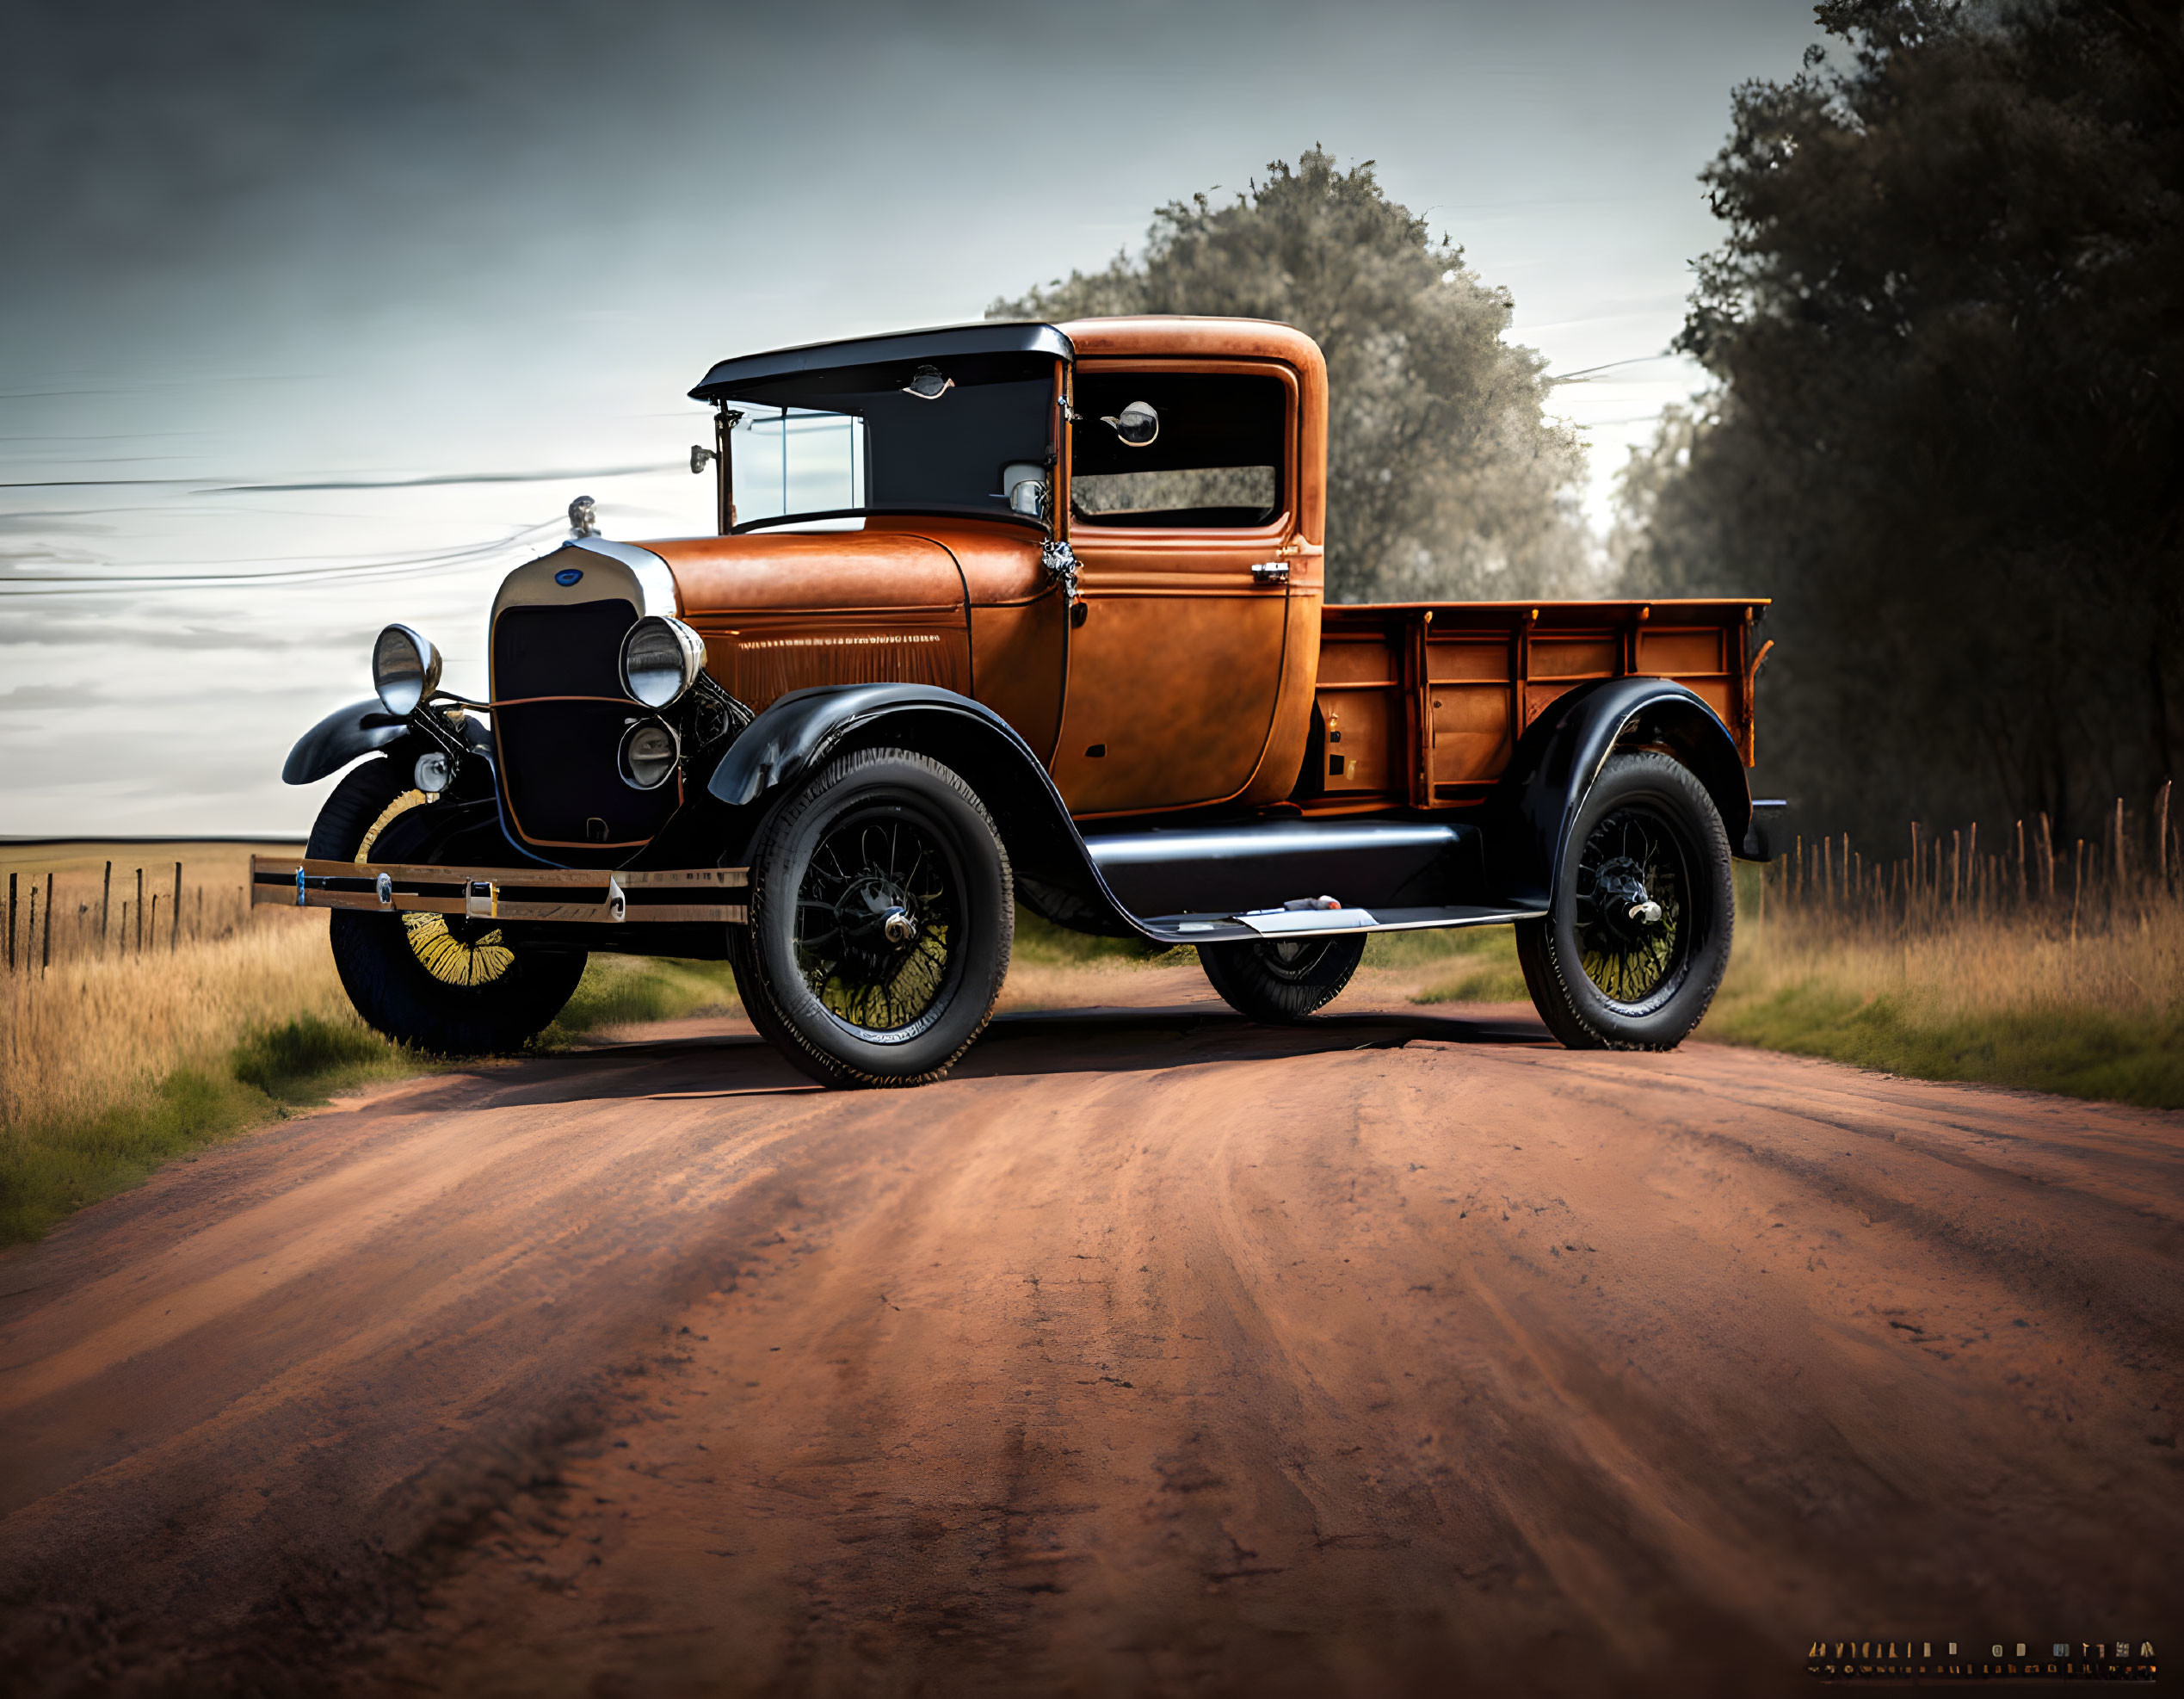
<box><xmin>1048</xmin><ymin>362</ymin><xmax>1301</xmax><ymax>817</ymax></box>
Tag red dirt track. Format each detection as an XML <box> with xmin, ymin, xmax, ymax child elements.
<box><xmin>3</xmin><ymin>971</ymin><xmax>2180</xmax><ymax>1696</ymax></box>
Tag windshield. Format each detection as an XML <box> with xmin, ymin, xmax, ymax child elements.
<box><xmin>713</xmin><ymin>350</ymin><xmax>1058</xmax><ymax>531</ymax></box>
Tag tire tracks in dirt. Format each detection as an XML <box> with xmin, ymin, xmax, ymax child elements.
<box><xmin>1</xmin><ymin>980</ymin><xmax>2177</xmax><ymax>1696</ymax></box>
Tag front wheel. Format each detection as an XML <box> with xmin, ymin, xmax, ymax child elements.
<box><xmin>1515</xmin><ymin>750</ymin><xmax>1734</xmax><ymax>1050</ymax></box>
<box><xmin>730</xmin><ymin>747</ymin><xmax>1013</xmax><ymax>1088</ymax></box>
<box><xmin>312</xmin><ymin>758</ymin><xmax>587</xmax><ymax>1054</ymax></box>
<box><xmin>1200</xmin><ymin>932</ymin><xmax>1366</xmax><ymax>1023</ymax></box>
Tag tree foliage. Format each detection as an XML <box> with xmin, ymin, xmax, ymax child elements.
<box><xmin>1620</xmin><ymin>0</ymin><xmax>2184</xmax><ymax>843</ymax></box>
<box><xmin>992</xmin><ymin>148</ymin><xmax>1591</xmax><ymax>603</ymax></box>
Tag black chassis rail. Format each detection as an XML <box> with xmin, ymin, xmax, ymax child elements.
<box><xmin>250</xmin><ymin>856</ymin><xmax>747</xmax><ymax>924</ymax></box>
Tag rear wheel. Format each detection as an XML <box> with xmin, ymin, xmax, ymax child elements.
<box><xmin>312</xmin><ymin>759</ymin><xmax>586</xmax><ymax>1053</ymax></box>
<box><xmin>1515</xmin><ymin>750</ymin><xmax>1733</xmax><ymax>1050</ymax></box>
<box><xmin>1200</xmin><ymin>932</ymin><xmax>1366</xmax><ymax>1023</ymax></box>
<box><xmin>729</xmin><ymin>747</ymin><xmax>1012</xmax><ymax>1088</ymax></box>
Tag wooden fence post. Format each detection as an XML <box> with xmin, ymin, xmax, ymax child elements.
<box><xmin>2158</xmin><ymin>781</ymin><xmax>2172</xmax><ymax>888</ymax></box>
<box><xmin>25</xmin><ymin>883</ymin><xmax>35</xmax><ymax>980</ymax></box>
<box><xmin>171</xmin><ymin>862</ymin><xmax>182</xmax><ymax>953</ymax></box>
<box><xmin>6</xmin><ymin>871</ymin><xmax>15</xmax><ymax>973</ymax></box>
<box><xmin>42</xmin><ymin>873</ymin><xmax>53</xmax><ymax>975</ymax></box>
<box><xmin>134</xmin><ymin>868</ymin><xmax>145</xmax><ymax>954</ymax></box>
<box><xmin>101</xmin><ymin>860</ymin><xmax>111</xmax><ymax>954</ymax></box>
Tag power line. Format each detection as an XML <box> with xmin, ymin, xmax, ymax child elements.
<box><xmin>0</xmin><ymin>518</ymin><xmax>565</xmax><ymax>596</ymax></box>
<box><xmin>1544</xmin><ymin>354</ymin><xmax>1686</xmax><ymax>385</ymax></box>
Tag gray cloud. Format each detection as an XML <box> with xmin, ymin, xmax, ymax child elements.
<box><xmin>1</xmin><ymin>0</ymin><xmax>1821</xmax><ymax>831</ymax></box>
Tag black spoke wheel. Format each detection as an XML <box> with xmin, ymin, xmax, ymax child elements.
<box><xmin>794</xmin><ymin>807</ymin><xmax>964</xmax><ymax>1039</ymax></box>
<box><xmin>311</xmin><ymin>758</ymin><xmax>586</xmax><ymax>1054</ymax></box>
<box><xmin>1516</xmin><ymin>751</ymin><xmax>1733</xmax><ymax>1050</ymax></box>
<box><xmin>1200</xmin><ymin>931</ymin><xmax>1366</xmax><ymax>1023</ymax></box>
<box><xmin>731</xmin><ymin>748</ymin><xmax>1012</xmax><ymax>1088</ymax></box>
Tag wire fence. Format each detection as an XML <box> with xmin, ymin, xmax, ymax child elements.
<box><xmin>1755</xmin><ymin>782</ymin><xmax>2177</xmax><ymax>938</ymax></box>
<box><xmin>1</xmin><ymin>860</ymin><xmax>281</xmax><ymax>978</ymax></box>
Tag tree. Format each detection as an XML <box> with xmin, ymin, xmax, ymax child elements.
<box><xmin>1621</xmin><ymin>0</ymin><xmax>2184</xmax><ymax>843</ymax></box>
<box><xmin>992</xmin><ymin>148</ymin><xmax>1592</xmax><ymax>603</ymax></box>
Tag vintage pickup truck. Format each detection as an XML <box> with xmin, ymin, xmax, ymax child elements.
<box><xmin>260</xmin><ymin>317</ymin><xmax>1776</xmax><ymax>1086</ymax></box>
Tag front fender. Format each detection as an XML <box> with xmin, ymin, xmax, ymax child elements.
<box><xmin>1487</xmin><ymin>677</ymin><xmax>1751</xmax><ymax>910</ymax></box>
<box><xmin>701</xmin><ymin>683</ymin><xmax>1144</xmax><ymax>937</ymax></box>
<box><xmin>283</xmin><ymin>701</ymin><xmax>495</xmax><ymax>786</ymax></box>
<box><xmin>705</xmin><ymin>684</ymin><xmax>1024</xmax><ymax>808</ymax></box>
<box><xmin>281</xmin><ymin>700</ymin><xmax>407</xmax><ymax>785</ymax></box>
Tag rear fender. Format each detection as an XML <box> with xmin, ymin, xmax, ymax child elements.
<box><xmin>1487</xmin><ymin>677</ymin><xmax>1751</xmax><ymax>909</ymax></box>
<box><xmin>702</xmin><ymin>684</ymin><xmax>1138</xmax><ymax>936</ymax></box>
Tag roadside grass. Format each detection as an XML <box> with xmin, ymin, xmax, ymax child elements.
<box><xmin>0</xmin><ymin>932</ymin><xmax>745</xmax><ymax>1248</ymax></box>
<box><xmin>535</xmin><ymin>954</ymin><xmax>743</xmax><ymax>1044</ymax></box>
<box><xmin>1364</xmin><ymin>924</ymin><xmax>1531</xmax><ymax>1004</ymax></box>
<box><xmin>1011</xmin><ymin>906</ymin><xmax>1196</xmax><ymax>968</ymax></box>
<box><xmin>1702</xmin><ymin>896</ymin><xmax>2184</xmax><ymax>1109</ymax></box>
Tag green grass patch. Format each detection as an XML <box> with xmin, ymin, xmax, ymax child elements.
<box><xmin>0</xmin><ymin>1013</ymin><xmax>419</xmax><ymax>1246</ymax></box>
<box><xmin>231</xmin><ymin>1011</ymin><xmax>404</xmax><ymax>1101</ymax></box>
<box><xmin>1011</xmin><ymin>905</ymin><xmax>1197</xmax><ymax>968</ymax></box>
<box><xmin>1366</xmin><ymin>923</ymin><xmax>1531</xmax><ymax>1004</ymax></box>
<box><xmin>537</xmin><ymin>955</ymin><xmax>744</xmax><ymax>1046</ymax></box>
<box><xmin>1703</xmin><ymin>982</ymin><xmax>2184</xmax><ymax>1109</ymax></box>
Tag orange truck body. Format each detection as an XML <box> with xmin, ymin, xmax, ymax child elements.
<box><xmin>633</xmin><ymin>316</ymin><xmax>1761</xmax><ymax>832</ymax></box>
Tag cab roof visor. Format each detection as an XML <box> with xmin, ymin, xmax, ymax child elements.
<box><xmin>688</xmin><ymin>322</ymin><xmax>1074</xmax><ymax>405</ymax></box>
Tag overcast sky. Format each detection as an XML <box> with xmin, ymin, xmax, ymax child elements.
<box><xmin>1</xmin><ymin>0</ymin><xmax>1820</xmax><ymax>837</ymax></box>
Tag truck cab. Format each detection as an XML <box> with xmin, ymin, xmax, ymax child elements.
<box><xmin>267</xmin><ymin>316</ymin><xmax>1774</xmax><ymax>1086</ymax></box>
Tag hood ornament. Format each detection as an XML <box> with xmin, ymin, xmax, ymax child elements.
<box><xmin>568</xmin><ymin>494</ymin><xmax>599</xmax><ymax>538</ymax></box>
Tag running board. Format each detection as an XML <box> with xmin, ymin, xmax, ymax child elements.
<box><xmin>250</xmin><ymin>856</ymin><xmax>748</xmax><ymax>924</ymax></box>
<box><xmin>1135</xmin><ymin>902</ymin><xmax>1545</xmax><ymax>946</ymax></box>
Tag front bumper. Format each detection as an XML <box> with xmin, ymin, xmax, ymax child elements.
<box><xmin>250</xmin><ymin>856</ymin><xmax>749</xmax><ymax>924</ymax></box>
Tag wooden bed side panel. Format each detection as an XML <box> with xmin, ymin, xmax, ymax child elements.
<box><xmin>1298</xmin><ymin>599</ymin><xmax>1767</xmax><ymax>812</ymax></box>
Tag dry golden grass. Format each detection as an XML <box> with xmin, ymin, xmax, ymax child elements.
<box><xmin>1704</xmin><ymin>855</ymin><xmax>2184</xmax><ymax>1107</ymax></box>
<box><xmin>0</xmin><ymin>910</ymin><xmax>351</xmax><ymax>1131</ymax></box>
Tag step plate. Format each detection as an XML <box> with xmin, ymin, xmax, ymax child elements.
<box><xmin>1145</xmin><ymin>902</ymin><xmax>1545</xmax><ymax>945</ymax></box>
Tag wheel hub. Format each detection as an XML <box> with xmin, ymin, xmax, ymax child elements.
<box><xmin>833</xmin><ymin>874</ymin><xmax>919</xmax><ymax>967</ymax></box>
<box><xmin>1589</xmin><ymin>856</ymin><xmax>1663</xmax><ymax>948</ymax></box>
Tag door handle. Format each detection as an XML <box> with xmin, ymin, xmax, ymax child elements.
<box><xmin>1250</xmin><ymin>561</ymin><xmax>1290</xmax><ymax>586</ymax></box>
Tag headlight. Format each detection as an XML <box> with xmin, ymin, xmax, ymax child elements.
<box><xmin>618</xmin><ymin>719</ymin><xmax>679</xmax><ymax>790</ymax></box>
<box><xmin>619</xmin><ymin>615</ymin><xmax>707</xmax><ymax>709</ymax></box>
<box><xmin>373</xmin><ymin>624</ymin><xmax>441</xmax><ymax>716</ymax></box>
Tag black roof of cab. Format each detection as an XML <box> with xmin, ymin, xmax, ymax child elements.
<box><xmin>688</xmin><ymin>321</ymin><xmax>1072</xmax><ymax>404</ymax></box>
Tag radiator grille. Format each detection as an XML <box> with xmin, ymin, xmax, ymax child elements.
<box><xmin>492</xmin><ymin>600</ymin><xmax>680</xmax><ymax>850</ymax></box>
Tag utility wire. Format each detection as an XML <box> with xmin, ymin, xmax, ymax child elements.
<box><xmin>0</xmin><ymin>518</ymin><xmax>565</xmax><ymax>596</ymax></box>
<box><xmin>0</xmin><ymin>462</ymin><xmax>677</xmax><ymax>491</ymax></box>
<box><xmin>1544</xmin><ymin>354</ymin><xmax>1685</xmax><ymax>385</ymax></box>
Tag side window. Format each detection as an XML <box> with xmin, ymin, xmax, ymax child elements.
<box><xmin>1070</xmin><ymin>372</ymin><xmax>1286</xmax><ymax>529</ymax></box>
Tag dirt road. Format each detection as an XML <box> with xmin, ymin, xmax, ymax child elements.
<box><xmin>3</xmin><ymin>969</ymin><xmax>2179</xmax><ymax>1696</ymax></box>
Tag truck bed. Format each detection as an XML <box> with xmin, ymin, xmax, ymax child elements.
<box><xmin>1294</xmin><ymin>599</ymin><xmax>1766</xmax><ymax>813</ymax></box>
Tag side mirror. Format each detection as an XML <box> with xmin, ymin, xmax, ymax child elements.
<box><xmin>1100</xmin><ymin>400</ymin><xmax>1159</xmax><ymax>448</ymax></box>
<box><xmin>1002</xmin><ymin>462</ymin><xmax>1047</xmax><ymax>519</ymax></box>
